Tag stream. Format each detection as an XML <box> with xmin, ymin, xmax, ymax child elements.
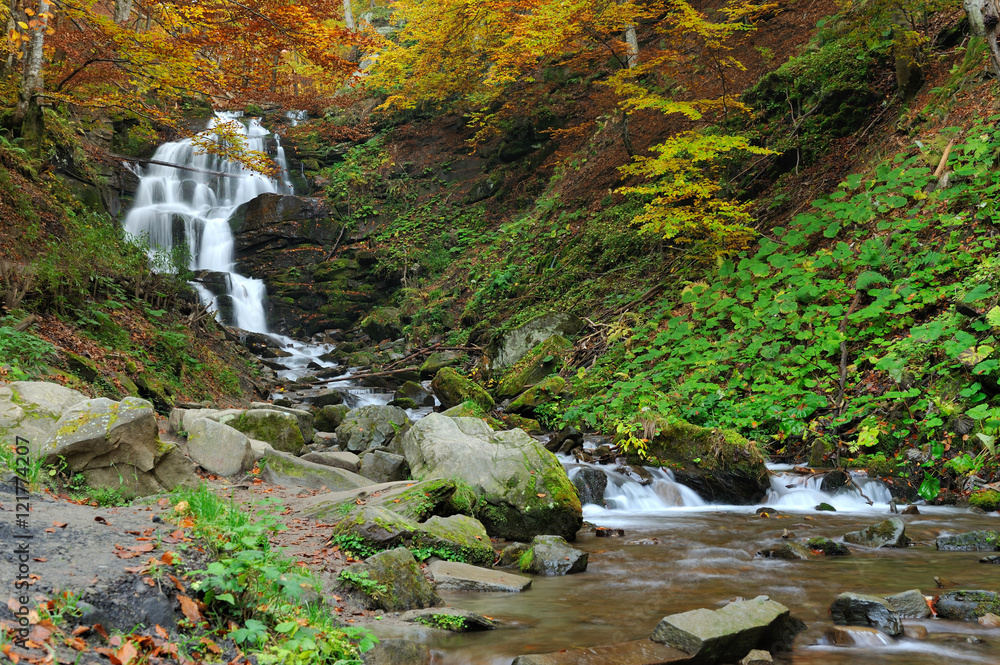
<box><xmin>121</xmin><ymin>115</ymin><xmax>1000</xmax><ymax>665</ymax></box>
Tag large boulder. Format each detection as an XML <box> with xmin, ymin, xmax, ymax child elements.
<box><xmin>229</xmin><ymin>409</ymin><xmax>304</xmax><ymax>453</ymax></box>
<box><xmin>520</xmin><ymin>535</ymin><xmax>588</xmax><ymax>575</ymax></box>
<box><xmin>639</xmin><ymin>419</ymin><xmax>769</xmax><ymax>504</ymax></box>
<box><xmin>249</xmin><ymin>402</ymin><xmax>313</xmax><ymax>443</ymax></box>
<box><xmin>260</xmin><ymin>449</ymin><xmax>370</xmax><ymax>490</ymax></box>
<box><xmin>419</xmin><ymin>351</ymin><xmax>461</xmax><ymax>378</ymax></box>
<box><xmin>830</xmin><ymin>592</ymin><xmax>902</xmax><ymax>636</ymax></box>
<box><xmin>314</xmin><ymin>403</ymin><xmax>350</xmax><ymax>432</ymax></box>
<box><xmin>572</xmin><ymin>468</ymin><xmax>607</xmax><ymax>506</ymax></box>
<box><xmin>843</xmin><ymin>518</ymin><xmax>909</xmax><ymax>548</ymax></box>
<box><xmin>0</xmin><ymin>382</ymin><xmax>87</xmax><ymax>453</ymax></box>
<box><xmin>651</xmin><ymin>596</ymin><xmax>803</xmax><ymax>661</ymax></box>
<box><xmin>229</xmin><ymin>193</ymin><xmax>338</xmax><ymax>261</ymax></box>
<box><xmin>507</xmin><ymin>376</ymin><xmax>566</xmax><ymax>414</ymax></box>
<box><xmin>496</xmin><ymin>337</ymin><xmax>571</xmax><ymax>399</ymax></box>
<box><xmin>332</xmin><ymin>505</ymin><xmax>417</xmax><ymax>552</ymax></box>
<box><xmin>401</xmin><ymin>413</ymin><xmax>582</xmax><ymax>541</ymax></box>
<box><xmin>360</xmin><ymin>307</ymin><xmax>402</xmax><ymax>342</ymax></box>
<box><xmin>394</xmin><ymin>381</ymin><xmax>434</xmax><ymax>408</ymax></box>
<box><xmin>431</xmin><ymin>368</ymin><xmax>494</xmax><ymax>412</ymax></box>
<box><xmin>359</xmin><ymin>450</ymin><xmax>409</xmax><ymax>483</ymax></box>
<box><xmin>428</xmin><ymin>560</ymin><xmax>531</xmax><ymax>592</ymax></box>
<box><xmin>167</xmin><ymin>407</ymin><xmax>244</xmax><ymax>435</ymax></box>
<box><xmin>336</xmin><ymin>405</ymin><xmax>411</xmax><ymax>453</ymax></box>
<box><xmin>934</xmin><ymin>590</ymin><xmax>1000</xmax><ymax>621</ymax></box>
<box><xmin>185</xmin><ymin>418</ymin><xmax>254</xmax><ymax>477</ymax></box>
<box><xmin>410</xmin><ymin>515</ymin><xmax>495</xmax><ymax>566</ymax></box>
<box><xmin>337</xmin><ymin>548</ymin><xmax>440</xmax><ymax>611</ymax></box>
<box><xmin>935</xmin><ymin>530</ymin><xmax>1000</xmax><ymax>551</ymax></box>
<box><xmin>492</xmin><ymin>312</ymin><xmax>582</xmax><ymax>369</ymax></box>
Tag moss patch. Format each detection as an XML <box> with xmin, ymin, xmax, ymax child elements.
<box><xmin>495</xmin><ymin>336</ymin><xmax>571</xmax><ymax>399</ymax></box>
<box><xmin>432</xmin><ymin>368</ymin><xmax>495</xmax><ymax>411</ymax></box>
<box><xmin>970</xmin><ymin>490</ymin><xmax>1000</xmax><ymax>512</ymax></box>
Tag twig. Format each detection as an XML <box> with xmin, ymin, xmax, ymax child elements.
<box><xmin>322</xmin><ymin>366</ymin><xmax>423</xmax><ymax>382</ymax></box>
<box><xmin>110</xmin><ymin>153</ymin><xmax>244</xmax><ymax>178</ymax></box>
<box><xmin>844</xmin><ymin>473</ymin><xmax>874</xmax><ymax>506</ymax></box>
<box><xmin>324</xmin><ymin>226</ymin><xmax>347</xmax><ymax>261</ymax></box>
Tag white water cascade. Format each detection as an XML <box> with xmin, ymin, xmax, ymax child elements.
<box><xmin>122</xmin><ymin>112</ymin><xmax>293</xmax><ymax>333</ymax></box>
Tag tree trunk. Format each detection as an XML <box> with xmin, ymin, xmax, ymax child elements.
<box><xmin>343</xmin><ymin>0</ymin><xmax>355</xmax><ymax>30</ymax></box>
<box><xmin>965</xmin><ymin>0</ymin><xmax>988</xmax><ymax>36</ymax></box>
<box><xmin>16</xmin><ymin>0</ymin><xmax>49</xmax><ymax>152</ymax></box>
<box><xmin>969</xmin><ymin>0</ymin><xmax>1000</xmax><ymax>74</ymax></box>
<box><xmin>624</xmin><ymin>23</ymin><xmax>639</xmax><ymax>68</ymax></box>
<box><xmin>113</xmin><ymin>0</ymin><xmax>133</xmax><ymax>23</ymax></box>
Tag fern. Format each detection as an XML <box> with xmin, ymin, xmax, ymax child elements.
<box><xmin>856</xmin><ymin>270</ymin><xmax>890</xmax><ymax>290</ymax></box>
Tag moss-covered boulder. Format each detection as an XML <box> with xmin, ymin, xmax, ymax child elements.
<box><xmin>395</xmin><ymin>381</ymin><xmax>435</xmax><ymax>407</ymax></box>
<box><xmin>335</xmin><ymin>405</ymin><xmax>411</xmax><ymax>453</ymax></box>
<box><xmin>411</xmin><ymin>515</ymin><xmax>494</xmax><ymax>566</ymax></box>
<box><xmin>314</xmin><ymin>403</ymin><xmax>350</xmax><ymax>432</ymax></box>
<box><xmin>337</xmin><ymin>548</ymin><xmax>440</xmax><ymax>612</ymax></box>
<box><xmin>261</xmin><ymin>450</ymin><xmax>370</xmax><ymax>491</ymax></box>
<box><xmin>375</xmin><ymin>478</ymin><xmax>480</xmax><ymax>522</ymax></box>
<box><xmin>936</xmin><ymin>530</ymin><xmax>1000</xmax><ymax>551</ymax></box>
<box><xmin>229</xmin><ymin>409</ymin><xmax>304</xmax><ymax>453</ymax></box>
<box><xmin>432</xmin><ymin>368</ymin><xmax>494</xmax><ymax>412</ymax></box>
<box><xmin>639</xmin><ymin>419</ymin><xmax>769</xmax><ymax>504</ymax></box>
<box><xmin>420</xmin><ymin>351</ymin><xmax>462</xmax><ymax>378</ymax></box>
<box><xmin>519</xmin><ymin>535</ymin><xmax>588</xmax><ymax>575</ymax></box>
<box><xmin>500</xmin><ymin>413</ymin><xmax>543</xmax><ymax>434</ymax></box>
<box><xmin>492</xmin><ymin>311</ymin><xmax>582</xmax><ymax>368</ymax></box>
<box><xmin>495</xmin><ymin>336</ymin><xmax>571</xmax><ymax>399</ymax></box>
<box><xmin>970</xmin><ymin>490</ymin><xmax>1000</xmax><ymax>512</ymax></box>
<box><xmin>806</xmin><ymin>537</ymin><xmax>852</xmax><ymax>556</ymax></box>
<box><xmin>844</xmin><ymin>518</ymin><xmax>909</xmax><ymax>548</ymax></box>
<box><xmin>332</xmin><ymin>505</ymin><xmax>417</xmax><ymax>552</ymax></box>
<box><xmin>441</xmin><ymin>400</ymin><xmax>504</xmax><ymax>429</ymax></box>
<box><xmin>507</xmin><ymin>376</ymin><xmax>566</xmax><ymax>414</ymax></box>
<box><xmin>935</xmin><ymin>590</ymin><xmax>1000</xmax><ymax>621</ymax></box>
<box><xmin>0</xmin><ymin>382</ymin><xmax>87</xmax><ymax>453</ymax></box>
<box><xmin>360</xmin><ymin>307</ymin><xmax>402</xmax><ymax>342</ymax></box>
<box><xmin>400</xmin><ymin>413</ymin><xmax>582</xmax><ymax>540</ymax></box>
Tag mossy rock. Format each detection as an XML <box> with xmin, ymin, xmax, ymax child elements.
<box><xmin>411</xmin><ymin>515</ymin><xmax>495</xmax><ymax>566</ymax></box>
<box><xmin>507</xmin><ymin>376</ymin><xmax>566</xmax><ymax>415</ymax></box>
<box><xmin>389</xmin><ymin>397</ymin><xmax>420</xmax><ymax>409</ymax></box>
<box><xmin>337</xmin><ymin>547</ymin><xmax>440</xmax><ymax>612</ymax></box>
<box><xmin>495</xmin><ymin>336</ymin><xmax>571</xmax><ymax>399</ymax></box>
<box><xmin>431</xmin><ymin>368</ymin><xmax>494</xmax><ymax>411</ymax></box>
<box><xmin>441</xmin><ymin>400</ymin><xmax>504</xmax><ymax>429</ymax></box>
<box><xmin>62</xmin><ymin>351</ymin><xmax>100</xmax><ymax>383</ymax></box>
<box><xmin>378</xmin><ymin>478</ymin><xmax>480</xmax><ymax>522</ymax></box>
<box><xmin>314</xmin><ymin>403</ymin><xmax>350</xmax><ymax>432</ymax></box>
<box><xmin>807</xmin><ymin>537</ymin><xmax>851</xmax><ymax>556</ymax></box>
<box><xmin>331</xmin><ymin>505</ymin><xmax>417</xmax><ymax>553</ymax></box>
<box><xmin>230</xmin><ymin>410</ymin><xmax>304</xmax><ymax>453</ymax></box>
<box><xmin>420</xmin><ymin>351</ymin><xmax>462</xmax><ymax>378</ymax></box>
<box><xmin>970</xmin><ymin>490</ymin><xmax>1000</xmax><ymax>512</ymax></box>
<box><xmin>500</xmin><ymin>413</ymin><xmax>543</xmax><ymax>434</ymax></box>
<box><xmin>639</xmin><ymin>419</ymin><xmax>769</xmax><ymax>504</ymax></box>
<box><xmin>935</xmin><ymin>590</ymin><xmax>1000</xmax><ymax>621</ymax></box>
<box><xmin>936</xmin><ymin>530</ymin><xmax>1000</xmax><ymax>551</ymax></box>
<box><xmin>313</xmin><ymin>259</ymin><xmax>360</xmax><ymax>282</ymax></box>
<box><xmin>135</xmin><ymin>372</ymin><xmax>174</xmax><ymax>414</ymax></box>
<box><xmin>360</xmin><ymin>307</ymin><xmax>402</xmax><ymax>342</ymax></box>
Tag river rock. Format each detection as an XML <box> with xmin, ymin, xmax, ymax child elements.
<box><xmin>980</xmin><ymin>555</ymin><xmax>1000</xmax><ymax>563</ymax></box>
<box><xmin>740</xmin><ymin>650</ymin><xmax>773</xmax><ymax>665</ymax></box>
<box><xmin>333</xmin><ymin>505</ymin><xmax>416</xmax><ymax>551</ymax></box>
<box><xmin>884</xmin><ymin>589</ymin><xmax>931</xmax><ymax>618</ymax></box>
<box><xmin>979</xmin><ymin>612</ymin><xmax>1000</xmax><ymax>627</ymax></box>
<box><xmin>573</xmin><ymin>467</ymin><xmax>608</xmax><ymax>506</ymax></box>
<box><xmin>843</xmin><ymin>518</ymin><xmax>909</xmax><ymax>548</ymax></box>
<box><xmin>362</xmin><ymin>638</ymin><xmax>430</xmax><ymax>665</ymax></box>
<box><xmin>827</xmin><ymin>625</ymin><xmax>893</xmax><ymax>646</ymax></box>
<box><xmin>411</xmin><ymin>515</ymin><xmax>495</xmax><ymax>566</ymax></box>
<box><xmin>545</xmin><ymin>426</ymin><xmax>584</xmax><ymax>453</ymax></box>
<box><xmin>757</xmin><ymin>542</ymin><xmax>812</xmax><ymax>560</ymax></box>
<box><xmin>419</xmin><ymin>351</ymin><xmax>461</xmax><ymax>378</ymax></box>
<box><xmin>228</xmin><ymin>409</ymin><xmax>304</xmax><ymax>453</ymax></box>
<box><xmin>260</xmin><ymin>449</ymin><xmax>370</xmax><ymax>490</ymax></box>
<box><xmin>401</xmin><ymin>413</ymin><xmax>582</xmax><ymax>540</ymax></box>
<box><xmin>492</xmin><ymin>311</ymin><xmax>582</xmax><ymax>368</ymax></box>
<box><xmin>249</xmin><ymin>402</ymin><xmax>313</xmax><ymax>443</ymax></box>
<box><xmin>806</xmin><ymin>537</ymin><xmax>851</xmax><ymax>556</ymax></box>
<box><xmin>651</xmin><ymin>595</ymin><xmax>803</xmax><ymax>660</ymax></box>
<box><xmin>935</xmin><ymin>530</ymin><xmax>1000</xmax><ymax>551</ymax></box>
<box><xmin>496</xmin><ymin>338</ymin><xmax>571</xmax><ymax>399</ymax></box>
<box><xmin>496</xmin><ymin>542</ymin><xmax>532</xmax><ymax>568</ymax></box>
<box><xmin>301</xmin><ymin>450</ymin><xmax>360</xmax><ymax>472</ymax></box>
<box><xmin>521</xmin><ymin>535</ymin><xmax>587</xmax><ymax>575</ymax></box>
<box><xmin>359</xmin><ymin>450</ymin><xmax>409</xmax><ymax>483</ymax></box>
<box><xmin>400</xmin><ymin>607</ymin><xmax>497</xmax><ymax>632</ymax></box>
<box><xmin>336</xmin><ymin>405</ymin><xmax>411</xmax><ymax>453</ymax></box>
<box><xmin>934</xmin><ymin>590</ymin><xmax>1000</xmax><ymax>620</ymax></box>
<box><xmin>185</xmin><ymin>418</ymin><xmax>254</xmax><ymax>476</ymax></box>
<box><xmin>394</xmin><ymin>381</ymin><xmax>435</xmax><ymax>407</ymax></box>
<box><xmin>820</xmin><ymin>469</ymin><xmax>849</xmax><ymax>492</ymax></box>
<box><xmin>430</xmin><ymin>368</ymin><xmax>495</xmax><ymax>411</ymax></box>
<box><xmin>829</xmin><ymin>592</ymin><xmax>902</xmax><ymax>636</ymax></box>
<box><xmin>310</xmin><ymin>389</ymin><xmax>346</xmax><ymax>408</ymax></box>
<box><xmin>428</xmin><ymin>560</ymin><xmax>531</xmax><ymax>592</ymax></box>
<box><xmin>507</xmin><ymin>376</ymin><xmax>566</xmax><ymax>413</ymax></box>
<box><xmin>338</xmin><ymin>547</ymin><xmax>440</xmax><ymax>612</ymax></box>
<box><xmin>314</xmin><ymin>403</ymin><xmax>350</xmax><ymax>432</ymax></box>
<box><xmin>511</xmin><ymin>640</ymin><xmax>690</xmax><ymax>665</ymax></box>
<box><xmin>0</xmin><ymin>382</ymin><xmax>87</xmax><ymax>452</ymax></box>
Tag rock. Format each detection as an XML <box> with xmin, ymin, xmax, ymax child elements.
<box><xmin>337</xmin><ymin>547</ymin><xmax>440</xmax><ymax>611</ymax></box>
<box><xmin>545</xmin><ymin>426</ymin><xmax>584</xmax><ymax>453</ymax></box>
<box><xmin>827</xmin><ymin>625</ymin><xmax>894</xmax><ymax>646</ymax></box>
<box><xmin>651</xmin><ymin>595</ymin><xmax>804</xmax><ymax>661</ymax></box>
<box><xmin>332</xmin><ymin>505</ymin><xmax>417</xmax><ymax>551</ymax></box>
<box><xmin>496</xmin><ymin>338</ymin><xmax>571</xmax><ymax>399</ymax></box>
<box><xmin>400</xmin><ymin>607</ymin><xmax>497</xmax><ymax>631</ymax></box>
<box><xmin>249</xmin><ymin>402</ymin><xmax>314</xmax><ymax>443</ymax></box>
<box><xmin>934</xmin><ymin>590</ymin><xmax>1000</xmax><ymax>620</ymax></box>
<box><xmin>401</xmin><ymin>413</ymin><xmax>582</xmax><ymax>541</ymax></box>
<box><xmin>168</xmin><ymin>407</ymin><xmax>244</xmax><ymax>434</ymax></box>
<box><xmin>362</xmin><ymin>638</ymin><xmax>430</xmax><ymax>665</ymax></box>
<box><xmin>431</xmin><ymin>368</ymin><xmax>494</xmax><ymax>411</ymax></box>
<box><xmin>439</xmin><ymin>400</ymin><xmax>502</xmax><ymax>429</ymax></box>
<box><xmin>980</xmin><ymin>555</ymin><xmax>1000</xmax><ymax>563</ymax></box>
<box><xmin>741</xmin><ymin>650</ymin><xmax>773</xmax><ymax>665</ymax></box>
<box><xmin>360</xmin><ymin>307</ymin><xmax>402</xmax><ymax>341</ymax></box>
<box><xmin>573</xmin><ymin>468</ymin><xmax>608</xmax><ymax>506</ymax></box>
<box><xmin>260</xmin><ymin>449</ymin><xmax>370</xmax><ymax>490</ymax></box>
<box><xmin>493</xmin><ymin>312</ymin><xmax>582</xmax><ymax>368</ymax></box>
<box><xmin>901</xmin><ymin>505</ymin><xmax>920</xmax><ymax>515</ymax></box>
<box><xmin>301</xmin><ymin>450</ymin><xmax>360</xmax><ymax>473</ymax></box>
<box><xmin>843</xmin><ymin>518</ymin><xmax>909</xmax><ymax>548</ymax></box>
<box><xmin>496</xmin><ymin>542</ymin><xmax>531</xmax><ymax>568</ymax></box>
<box><xmin>521</xmin><ymin>535</ymin><xmax>587</xmax><ymax>575</ymax></box>
<box><xmin>151</xmin><ymin>444</ymin><xmax>200</xmax><ymax>491</ymax></box>
<box><xmin>228</xmin><ymin>409</ymin><xmax>304</xmax><ymax>453</ymax></box>
<box><xmin>394</xmin><ymin>381</ymin><xmax>434</xmax><ymax>407</ymax></box>
<box><xmin>419</xmin><ymin>351</ymin><xmax>461</xmax><ymax>378</ymax></box>
<box><xmin>935</xmin><ymin>530</ymin><xmax>1000</xmax><ymax>551</ymax></box>
<box><xmin>389</xmin><ymin>397</ymin><xmax>419</xmax><ymax>409</ymax></box>
<box><xmin>642</xmin><ymin>419</ymin><xmax>769</xmax><ymax>504</ymax></box>
<box><xmin>969</xmin><ymin>489</ymin><xmax>999</xmax><ymax>511</ymax></box>
<box><xmin>814</xmin><ymin>502</ymin><xmax>836</xmax><ymax>512</ymax></box>
<box><xmin>617</xmin><ymin>465</ymin><xmax>654</xmax><ymax>485</ymax></box>
<box><xmin>805</xmin><ymin>537</ymin><xmax>851</xmax><ymax>556</ymax></box>
<box><xmin>820</xmin><ymin>469</ymin><xmax>849</xmax><ymax>492</ymax></box>
<box><xmin>428</xmin><ymin>560</ymin><xmax>531</xmax><ymax>592</ymax></box>
<box><xmin>248</xmin><ymin>438</ymin><xmax>275</xmax><ymax>461</ymax></box>
<box><xmin>359</xmin><ymin>450</ymin><xmax>409</xmax><ymax>483</ymax></box>
<box><xmin>979</xmin><ymin>612</ymin><xmax>1000</xmax><ymax>627</ymax></box>
<box><xmin>884</xmin><ymin>589</ymin><xmax>931</xmax><ymax>618</ymax></box>
<box><xmin>756</xmin><ymin>542</ymin><xmax>812</xmax><ymax>560</ymax></box>
<box><xmin>903</xmin><ymin>624</ymin><xmax>928</xmax><ymax>639</ymax></box>
<box><xmin>830</xmin><ymin>592</ymin><xmax>902</xmax><ymax>636</ymax></box>
<box><xmin>0</xmin><ymin>382</ymin><xmax>87</xmax><ymax>453</ymax></box>
<box><xmin>314</xmin><ymin>403</ymin><xmax>350</xmax><ymax>432</ymax></box>
<box><xmin>335</xmin><ymin>405</ymin><xmax>411</xmax><ymax>453</ymax></box>
<box><xmin>511</xmin><ymin>640</ymin><xmax>690</xmax><ymax>665</ymax></box>
<box><xmin>185</xmin><ymin>418</ymin><xmax>254</xmax><ymax>476</ymax></box>
<box><xmin>411</xmin><ymin>515</ymin><xmax>494</xmax><ymax>566</ymax></box>
<box><xmin>310</xmin><ymin>390</ymin><xmax>347</xmax><ymax>408</ymax></box>
<box><xmin>502</xmin><ymin>413</ymin><xmax>543</xmax><ymax>434</ymax></box>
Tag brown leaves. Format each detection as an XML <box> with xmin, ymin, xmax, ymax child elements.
<box><xmin>113</xmin><ymin>543</ymin><xmax>155</xmax><ymax>559</ymax></box>
<box><xmin>177</xmin><ymin>595</ymin><xmax>206</xmax><ymax>626</ymax></box>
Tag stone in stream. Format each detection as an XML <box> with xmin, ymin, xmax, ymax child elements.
<box><xmin>511</xmin><ymin>639</ymin><xmax>690</xmax><ymax>665</ymax></box>
<box><xmin>740</xmin><ymin>650</ymin><xmax>773</xmax><ymax>665</ymax></box>
<box><xmin>573</xmin><ymin>467</ymin><xmax>608</xmax><ymax>506</ymax></box>
<box><xmin>820</xmin><ymin>469</ymin><xmax>849</xmax><ymax>492</ymax></box>
<box><xmin>545</xmin><ymin>425</ymin><xmax>584</xmax><ymax>454</ymax></box>
<box><xmin>185</xmin><ymin>418</ymin><xmax>254</xmax><ymax>477</ymax></box>
<box><xmin>359</xmin><ymin>450</ymin><xmax>409</xmax><ymax>483</ymax></box>
<box><xmin>337</xmin><ymin>547</ymin><xmax>441</xmax><ymax>612</ymax></box>
<box><xmin>756</xmin><ymin>542</ymin><xmax>812</xmax><ymax>560</ymax></box>
<box><xmin>934</xmin><ymin>590</ymin><xmax>1000</xmax><ymax>621</ymax></box>
<box><xmin>301</xmin><ymin>450</ymin><xmax>360</xmax><ymax>472</ymax></box>
<box><xmin>814</xmin><ymin>502</ymin><xmax>836</xmax><ymax>512</ymax></box>
<box><xmin>428</xmin><ymin>560</ymin><xmax>531</xmax><ymax>592</ymax></box>
<box><xmin>650</xmin><ymin>595</ymin><xmax>804</xmax><ymax>661</ymax></box>
<box><xmin>884</xmin><ymin>589</ymin><xmax>931</xmax><ymax>618</ymax></box>
<box><xmin>336</xmin><ymin>405</ymin><xmax>411</xmax><ymax>453</ymax></box>
<box><xmin>980</xmin><ymin>555</ymin><xmax>1000</xmax><ymax>563</ymax></box>
<box><xmin>394</xmin><ymin>380</ymin><xmax>435</xmax><ymax>407</ymax></box>
<box><xmin>361</xmin><ymin>638</ymin><xmax>430</xmax><ymax>665</ymax></box>
<box><xmin>519</xmin><ymin>535</ymin><xmax>588</xmax><ymax>575</ymax></box>
<box><xmin>430</xmin><ymin>367</ymin><xmax>495</xmax><ymax>411</ymax></box>
<box><xmin>310</xmin><ymin>389</ymin><xmax>347</xmax><ymax>408</ymax></box>
<box><xmin>843</xmin><ymin>518</ymin><xmax>909</xmax><ymax>548</ymax></box>
<box><xmin>314</xmin><ymin>403</ymin><xmax>350</xmax><ymax>432</ymax></box>
<box><xmin>826</xmin><ymin>625</ymin><xmax>893</xmax><ymax>647</ymax></box>
<box><xmin>829</xmin><ymin>592</ymin><xmax>902</xmax><ymax>636</ymax></box>
<box><xmin>400</xmin><ymin>607</ymin><xmax>497</xmax><ymax>632</ymax></box>
<box><xmin>979</xmin><ymin>612</ymin><xmax>1000</xmax><ymax>627</ymax></box>
<box><xmin>496</xmin><ymin>542</ymin><xmax>532</xmax><ymax>568</ymax></box>
<box><xmin>805</xmin><ymin>537</ymin><xmax>851</xmax><ymax>556</ymax></box>
<box><xmin>935</xmin><ymin>530</ymin><xmax>1000</xmax><ymax>551</ymax></box>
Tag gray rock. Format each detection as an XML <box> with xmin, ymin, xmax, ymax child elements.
<box><xmin>229</xmin><ymin>409</ymin><xmax>304</xmax><ymax>453</ymax></box>
<box><xmin>400</xmin><ymin>413</ymin><xmax>581</xmax><ymax>541</ymax></box>
<box><xmin>248</xmin><ymin>438</ymin><xmax>274</xmax><ymax>461</ymax></box>
<box><xmin>980</xmin><ymin>555</ymin><xmax>1000</xmax><ymax>563</ymax></box>
<box><xmin>522</xmin><ymin>535</ymin><xmax>587</xmax><ymax>575</ymax></box>
<box><xmin>741</xmin><ymin>650</ymin><xmax>773</xmax><ymax>665</ymax></box>
<box><xmin>311</xmin><ymin>390</ymin><xmax>347</xmax><ymax>408</ymax></box>
<box><xmin>185</xmin><ymin>418</ymin><xmax>254</xmax><ymax>476</ymax></box>
<box><xmin>885</xmin><ymin>589</ymin><xmax>931</xmax><ymax>618</ymax></box>
<box><xmin>429</xmin><ymin>560</ymin><xmax>530</xmax><ymax>592</ymax></box>
<box><xmin>359</xmin><ymin>450</ymin><xmax>409</xmax><ymax>483</ymax></box>
<box><xmin>362</xmin><ymin>638</ymin><xmax>430</xmax><ymax>665</ymax></box>
<box><xmin>935</xmin><ymin>530</ymin><xmax>1000</xmax><ymax>551</ymax></box>
<box><xmin>827</xmin><ymin>625</ymin><xmax>893</xmax><ymax>646</ymax></box>
<box><xmin>935</xmin><ymin>590</ymin><xmax>1000</xmax><ymax>621</ymax></box>
<box><xmin>843</xmin><ymin>518</ymin><xmax>909</xmax><ymax>548</ymax></box>
<box><xmin>651</xmin><ymin>595</ymin><xmax>803</xmax><ymax>661</ymax></box>
<box><xmin>1</xmin><ymin>382</ymin><xmax>87</xmax><ymax>452</ymax></box>
<box><xmin>573</xmin><ymin>468</ymin><xmax>607</xmax><ymax>506</ymax></box>
<box><xmin>493</xmin><ymin>312</ymin><xmax>583</xmax><ymax>368</ymax></box>
<box><xmin>260</xmin><ymin>449</ymin><xmax>370</xmax><ymax>490</ymax></box>
<box><xmin>151</xmin><ymin>444</ymin><xmax>200</xmax><ymax>491</ymax></box>
<box><xmin>394</xmin><ymin>381</ymin><xmax>434</xmax><ymax>407</ymax></box>
<box><xmin>336</xmin><ymin>405</ymin><xmax>412</xmax><ymax>453</ymax></box>
<box><xmin>250</xmin><ymin>402</ymin><xmax>314</xmax><ymax>443</ymax></box>
<box><xmin>168</xmin><ymin>407</ymin><xmax>244</xmax><ymax>434</ymax></box>
<box><xmin>301</xmin><ymin>450</ymin><xmax>360</xmax><ymax>472</ymax></box>
<box><xmin>41</xmin><ymin>397</ymin><xmax>158</xmax><ymax>473</ymax></box>
<box><xmin>830</xmin><ymin>592</ymin><xmax>902</xmax><ymax>636</ymax></box>
<box><xmin>400</xmin><ymin>607</ymin><xmax>497</xmax><ymax>631</ymax></box>
<box><xmin>314</xmin><ymin>403</ymin><xmax>350</xmax><ymax>432</ymax></box>
<box><xmin>757</xmin><ymin>542</ymin><xmax>812</xmax><ymax>560</ymax></box>
<box><xmin>337</xmin><ymin>547</ymin><xmax>440</xmax><ymax>612</ymax></box>
<box><xmin>411</xmin><ymin>515</ymin><xmax>494</xmax><ymax>566</ymax></box>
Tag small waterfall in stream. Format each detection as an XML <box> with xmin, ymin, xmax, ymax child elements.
<box><xmin>122</xmin><ymin>111</ymin><xmax>293</xmax><ymax>333</ymax></box>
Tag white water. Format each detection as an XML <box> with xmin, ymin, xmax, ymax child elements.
<box><xmin>123</xmin><ymin>111</ymin><xmax>292</xmax><ymax>333</ymax></box>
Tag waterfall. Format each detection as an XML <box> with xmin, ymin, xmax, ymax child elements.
<box><xmin>122</xmin><ymin>111</ymin><xmax>291</xmax><ymax>333</ymax></box>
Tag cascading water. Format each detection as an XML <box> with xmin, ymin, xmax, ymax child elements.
<box><xmin>122</xmin><ymin>111</ymin><xmax>292</xmax><ymax>333</ymax></box>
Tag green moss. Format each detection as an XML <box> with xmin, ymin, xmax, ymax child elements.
<box><xmin>518</xmin><ymin>548</ymin><xmax>534</xmax><ymax>572</ymax></box>
<box><xmin>495</xmin><ymin>336</ymin><xmax>571</xmax><ymax>398</ymax></box>
<box><xmin>230</xmin><ymin>412</ymin><xmax>304</xmax><ymax>453</ymax></box>
<box><xmin>970</xmin><ymin>490</ymin><xmax>1000</xmax><ymax>512</ymax></box>
<box><xmin>432</xmin><ymin>368</ymin><xmax>495</xmax><ymax>411</ymax></box>
<box><xmin>507</xmin><ymin>376</ymin><xmax>565</xmax><ymax>413</ymax></box>
<box><xmin>441</xmin><ymin>400</ymin><xmax>504</xmax><ymax>429</ymax></box>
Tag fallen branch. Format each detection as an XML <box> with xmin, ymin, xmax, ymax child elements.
<box><xmin>322</xmin><ymin>366</ymin><xmax>423</xmax><ymax>382</ymax></box>
<box><xmin>111</xmin><ymin>153</ymin><xmax>244</xmax><ymax>179</ymax></box>
<box><xmin>844</xmin><ymin>472</ymin><xmax>874</xmax><ymax>506</ymax></box>
<box><xmin>13</xmin><ymin>314</ymin><xmax>38</xmax><ymax>332</ymax></box>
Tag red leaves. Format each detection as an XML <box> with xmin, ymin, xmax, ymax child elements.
<box><xmin>177</xmin><ymin>595</ymin><xmax>207</xmax><ymax>627</ymax></box>
<box><xmin>113</xmin><ymin>543</ymin><xmax>155</xmax><ymax>559</ymax></box>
